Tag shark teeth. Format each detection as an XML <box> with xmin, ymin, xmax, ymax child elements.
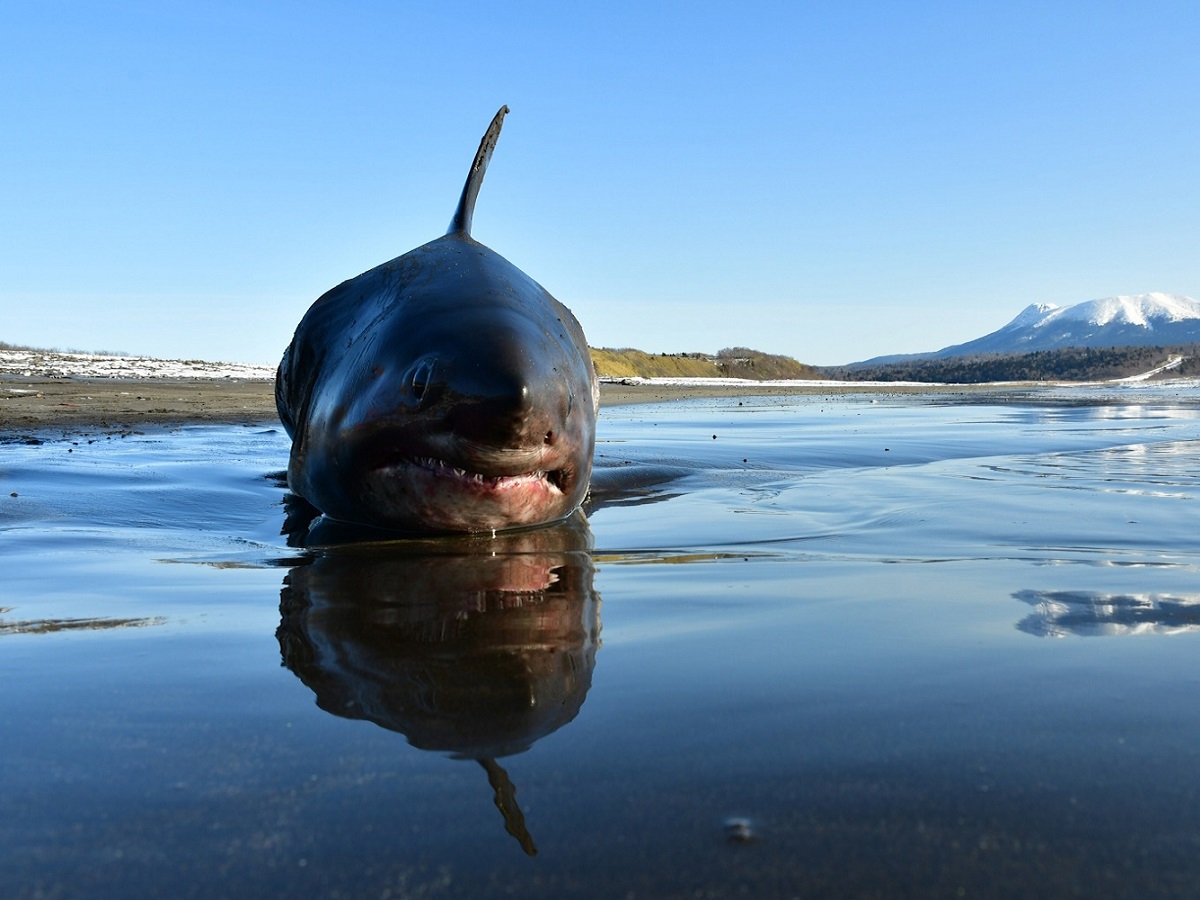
<box><xmin>410</xmin><ymin>456</ymin><xmax>549</xmax><ymax>487</ymax></box>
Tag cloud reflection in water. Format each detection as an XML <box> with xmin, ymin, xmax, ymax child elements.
<box><xmin>1015</xmin><ymin>589</ymin><xmax>1200</xmax><ymax>638</ymax></box>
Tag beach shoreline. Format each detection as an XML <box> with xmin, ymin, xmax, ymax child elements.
<box><xmin>3</xmin><ymin>373</ymin><xmax>1195</xmax><ymax>440</ymax></box>
<box><xmin>0</xmin><ymin>375</ymin><xmax>1024</xmax><ymax>437</ymax></box>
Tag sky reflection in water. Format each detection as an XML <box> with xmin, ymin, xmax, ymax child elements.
<box><xmin>3</xmin><ymin>386</ymin><xmax>1200</xmax><ymax>897</ymax></box>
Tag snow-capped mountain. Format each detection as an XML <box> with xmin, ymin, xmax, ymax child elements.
<box><xmin>861</xmin><ymin>293</ymin><xmax>1200</xmax><ymax>364</ymax></box>
<box><xmin>1017</xmin><ymin>292</ymin><xmax>1200</xmax><ymax>330</ymax></box>
<box><xmin>944</xmin><ymin>292</ymin><xmax>1200</xmax><ymax>356</ymax></box>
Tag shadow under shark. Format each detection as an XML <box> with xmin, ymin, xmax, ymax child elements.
<box><xmin>276</xmin><ymin>513</ymin><xmax>600</xmax><ymax>855</ymax></box>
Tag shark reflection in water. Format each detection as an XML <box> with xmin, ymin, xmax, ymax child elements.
<box><xmin>276</xmin><ymin>511</ymin><xmax>600</xmax><ymax>856</ymax></box>
<box><xmin>1016</xmin><ymin>589</ymin><xmax>1200</xmax><ymax>638</ymax></box>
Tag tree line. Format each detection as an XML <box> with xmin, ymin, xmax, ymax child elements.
<box><xmin>823</xmin><ymin>345</ymin><xmax>1200</xmax><ymax>383</ymax></box>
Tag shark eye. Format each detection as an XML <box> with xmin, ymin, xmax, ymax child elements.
<box><xmin>410</xmin><ymin>358</ymin><xmax>436</xmax><ymax>402</ymax></box>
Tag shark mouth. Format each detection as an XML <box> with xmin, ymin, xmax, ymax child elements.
<box><xmin>351</xmin><ymin>444</ymin><xmax>581</xmax><ymax>532</ymax></box>
<box><xmin>407</xmin><ymin>456</ymin><xmax>570</xmax><ymax>494</ymax></box>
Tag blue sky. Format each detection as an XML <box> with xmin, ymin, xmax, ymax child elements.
<box><xmin>2</xmin><ymin>1</ymin><xmax>1197</xmax><ymax>366</ymax></box>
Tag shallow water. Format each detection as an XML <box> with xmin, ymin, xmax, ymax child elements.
<box><xmin>4</xmin><ymin>384</ymin><xmax>1200</xmax><ymax>898</ymax></box>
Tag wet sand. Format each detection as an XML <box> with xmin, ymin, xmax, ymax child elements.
<box><xmin>0</xmin><ymin>377</ymin><xmax>279</xmax><ymax>435</ymax></box>
<box><xmin>0</xmin><ymin>375</ymin><xmax>1009</xmax><ymax>437</ymax></box>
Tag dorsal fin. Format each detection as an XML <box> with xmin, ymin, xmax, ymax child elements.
<box><xmin>478</xmin><ymin>757</ymin><xmax>537</xmax><ymax>856</ymax></box>
<box><xmin>448</xmin><ymin>105</ymin><xmax>509</xmax><ymax>237</ymax></box>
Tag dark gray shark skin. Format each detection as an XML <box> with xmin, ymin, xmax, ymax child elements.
<box><xmin>276</xmin><ymin>106</ymin><xmax>597</xmax><ymax>533</ymax></box>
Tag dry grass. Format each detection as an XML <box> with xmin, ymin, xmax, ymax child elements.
<box><xmin>590</xmin><ymin>347</ymin><xmax>825</xmax><ymax>380</ymax></box>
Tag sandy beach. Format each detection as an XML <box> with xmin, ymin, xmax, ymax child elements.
<box><xmin>0</xmin><ymin>377</ymin><xmax>280</xmax><ymax>435</ymax></box>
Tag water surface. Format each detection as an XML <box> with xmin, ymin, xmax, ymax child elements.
<box><xmin>3</xmin><ymin>384</ymin><xmax>1200</xmax><ymax>897</ymax></box>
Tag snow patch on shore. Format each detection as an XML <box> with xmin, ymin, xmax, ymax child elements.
<box><xmin>1</xmin><ymin>349</ymin><xmax>275</xmax><ymax>380</ymax></box>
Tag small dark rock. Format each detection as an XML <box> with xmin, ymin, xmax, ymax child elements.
<box><xmin>723</xmin><ymin>817</ymin><xmax>755</xmax><ymax>844</ymax></box>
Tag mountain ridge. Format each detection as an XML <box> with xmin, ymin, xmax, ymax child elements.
<box><xmin>856</xmin><ymin>292</ymin><xmax>1200</xmax><ymax>365</ymax></box>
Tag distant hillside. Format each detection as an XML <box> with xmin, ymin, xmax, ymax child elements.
<box><xmin>591</xmin><ymin>347</ymin><xmax>825</xmax><ymax>381</ymax></box>
<box><xmin>825</xmin><ymin>345</ymin><xmax>1200</xmax><ymax>383</ymax></box>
